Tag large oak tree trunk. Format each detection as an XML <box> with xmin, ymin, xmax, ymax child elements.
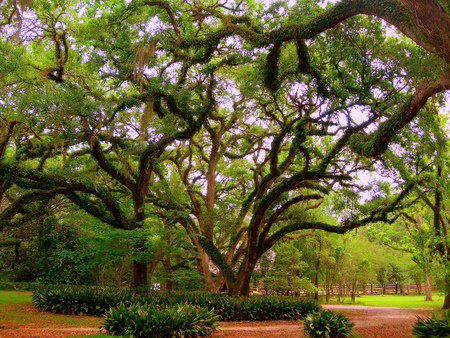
<box><xmin>131</xmin><ymin>260</ymin><xmax>148</xmax><ymax>291</ymax></box>
<box><xmin>229</xmin><ymin>258</ymin><xmax>258</xmax><ymax>297</ymax></box>
<box><xmin>196</xmin><ymin>248</ymin><xmax>219</xmax><ymax>292</ymax></box>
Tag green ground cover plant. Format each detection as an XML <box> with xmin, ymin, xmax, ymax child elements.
<box><xmin>102</xmin><ymin>303</ymin><xmax>219</xmax><ymax>337</ymax></box>
<box><xmin>412</xmin><ymin>310</ymin><xmax>450</xmax><ymax>337</ymax></box>
<box><xmin>302</xmin><ymin>309</ymin><xmax>355</xmax><ymax>338</ymax></box>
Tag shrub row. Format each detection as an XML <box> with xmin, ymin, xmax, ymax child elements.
<box><xmin>32</xmin><ymin>285</ymin><xmax>321</xmax><ymax>321</ymax></box>
<box><xmin>0</xmin><ymin>281</ymin><xmax>41</xmax><ymax>292</ymax></box>
<box><xmin>102</xmin><ymin>302</ymin><xmax>219</xmax><ymax>338</ymax></box>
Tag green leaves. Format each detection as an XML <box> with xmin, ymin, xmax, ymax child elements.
<box><xmin>302</xmin><ymin>309</ymin><xmax>355</xmax><ymax>338</ymax></box>
<box><xmin>412</xmin><ymin>310</ymin><xmax>450</xmax><ymax>338</ymax></box>
<box><xmin>102</xmin><ymin>302</ymin><xmax>220</xmax><ymax>338</ymax></box>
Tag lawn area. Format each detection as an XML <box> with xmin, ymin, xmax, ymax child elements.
<box><xmin>322</xmin><ymin>292</ymin><xmax>444</xmax><ymax>309</ymax></box>
<box><xmin>0</xmin><ymin>291</ymin><xmax>32</xmax><ymax>305</ymax></box>
<box><xmin>0</xmin><ymin>291</ymin><xmax>104</xmax><ymax>337</ymax></box>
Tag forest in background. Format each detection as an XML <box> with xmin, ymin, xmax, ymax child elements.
<box><xmin>1</xmin><ymin>0</ymin><xmax>450</xmax><ymax>308</ymax></box>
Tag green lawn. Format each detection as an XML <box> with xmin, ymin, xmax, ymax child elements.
<box><xmin>322</xmin><ymin>292</ymin><xmax>444</xmax><ymax>309</ymax></box>
<box><xmin>0</xmin><ymin>291</ymin><xmax>32</xmax><ymax>305</ymax></box>
<box><xmin>0</xmin><ymin>291</ymin><xmax>105</xmax><ymax>337</ymax></box>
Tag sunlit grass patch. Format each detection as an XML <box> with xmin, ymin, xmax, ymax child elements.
<box><xmin>0</xmin><ymin>291</ymin><xmax>102</xmax><ymax>327</ymax></box>
<box><xmin>0</xmin><ymin>291</ymin><xmax>32</xmax><ymax>305</ymax></box>
<box><xmin>322</xmin><ymin>292</ymin><xmax>443</xmax><ymax>309</ymax></box>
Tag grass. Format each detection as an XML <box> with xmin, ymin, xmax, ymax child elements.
<box><xmin>321</xmin><ymin>292</ymin><xmax>444</xmax><ymax>310</ymax></box>
<box><xmin>0</xmin><ymin>291</ymin><xmax>105</xmax><ymax>337</ymax></box>
<box><xmin>0</xmin><ymin>291</ymin><xmax>32</xmax><ymax>305</ymax></box>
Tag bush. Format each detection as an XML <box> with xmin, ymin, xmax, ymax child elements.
<box><xmin>412</xmin><ymin>310</ymin><xmax>450</xmax><ymax>337</ymax></box>
<box><xmin>302</xmin><ymin>309</ymin><xmax>355</xmax><ymax>338</ymax></box>
<box><xmin>102</xmin><ymin>302</ymin><xmax>219</xmax><ymax>337</ymax></box>
<box><xmin>32</xmin><ymin>286</ymin><xmax>146</xmax><ymax>316</ymax></box>
<box><xmin>32</xmin><ymin>285</ymin><xmax>322</xmax><ymax>321</ymax></box>
<box><xmin>0</xmin><ymin>281</ymin><xmax>41</xmax><ymax>292</ymax></box>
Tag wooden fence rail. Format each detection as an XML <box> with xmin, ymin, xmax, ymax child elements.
<box><xmin>252</xmin><ymin>282</ymin><xmax>424</xmax><ymax>296</ymax></box>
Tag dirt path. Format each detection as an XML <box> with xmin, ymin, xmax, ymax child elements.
<box><xmin>210</xmin><ymin>305</ymin><xmax>436</xmax><ymax>338</ymax></box>
<box><xmin>0</xmin><ymin>304</ymin><xmax>436</xmax><ymax>338</ymax></box>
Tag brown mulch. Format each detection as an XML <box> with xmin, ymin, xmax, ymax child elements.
<box><xmin>0</xmin><ymin>304</ymin><xmax>436</xmax><ymax>338</ymax></box>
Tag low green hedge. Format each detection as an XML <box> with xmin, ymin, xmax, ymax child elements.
<box><xmin>0</xmin><ymin>281</ymin><xmax>41</xmax><ymax>292</ymax></box>
<box><xmin>102</xmin><ymin>302</ymin><xmax>219</xmax><ymax>338</ymax></box>
<box><xmin>32</xmin><ymin>286</ymin><xmax>145</xmax><ymax>316</ymax></box>
<box><xmin>32</xmin><ymin>285</ymin><xmax>321</xmax><ymax>321</ymax></box>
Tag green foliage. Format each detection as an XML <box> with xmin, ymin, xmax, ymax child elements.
<box><xmin>412</xmin><ymin>310</ymin><xmax>450</xmax><ymax>337</ymax></box>
<box><xmin>35</xmin><ymin>218</ymin><xmax>95</xmax><ymax>285</ymax></box>
<box><xmin>263</xmin><ymin>242</ymin><xmax>317</xmax><ymax>294</ymax></box>
<box><xmin>32</xmin><ymin>286</ymin><xmax>146</xmax><ymax>316</ymax></box>
<box><xmin>302</xmin><ymin>310</ymin><xmax>355</xmax><ymax>338</ymax></box>
<box><xmin>0</xmin><ymin>281</ymin><xmax>41</xmax><ymax>292</ymax></box>
<box><xmin>32</xmin><ymin>285</ymin><xmax>321</xmax><ymax>321</ymax></box>
<box><xmin>101</xmin><ymin>302</ymin><xmax>219</xmax><ymax>338</ymax></box>
<box><xmin>2</xmin><ymin>0</ymin><xmax>449</xmax><ymax>298</ymax></box>
<box><xmin>0</xmin><ymin>217</ymin><xmax>95</xmax><ymax>285</ymax></box>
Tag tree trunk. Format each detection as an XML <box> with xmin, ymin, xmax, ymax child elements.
<box><xmin>314</xmin><ymin>244</ymin><xmax>321</xmax><ymax>301</ymax></box>
<box><xmin>131</xmin><ymin>260</ymin><xmax>148</xmax><ymax>291</ymax></box>
<box><xmin>162</xmin><ymin>259</ymin><xmax>173</xmax><ymax>292</ymax></box>
<box><xmin>229</xmin><ymin>258</ymin><xmax>258</xmax><ymax>297</ymax></box>
<box><xmin>443</xmin><ymin>273</ymin><xmax>450</xmax><ymax>309</ymax></box>
<box><xmin>424</xmin><ymin>267</ymin><xmax>433</xmax><ymax>301</ymax></box>
<box><xmin>117</xmin><ymin>258</ymin><xmax>123</xmax><ymax>290</ymax></box>
<box><xmin>196</xmin><ymin>248</ymin><xmax>218</xmax><ymax>292</ymax></box>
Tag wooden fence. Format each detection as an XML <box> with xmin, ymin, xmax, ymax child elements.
<box><xmin>252</xmin><ymin>282</ymin><xmax>424</xmax><ymax>296</ymax></box>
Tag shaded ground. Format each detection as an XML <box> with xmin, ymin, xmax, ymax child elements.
<box><xmin>0</xmin><ymin>303</ymin><xmax>436</xmax><ymax>337</ymax></box>
<box><xmin>210</xmin><ymin>305</ymin><xmax>435</xmax><ymax>338</ymax></box>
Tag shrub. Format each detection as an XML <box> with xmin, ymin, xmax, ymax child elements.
<box><xmin>412</xmin><ymin>310</ymin><xmax>450</xmax><ymax>337</ymax></box>
<box><xmin>32</xmin><ymin>286</ymin><xmax>147</xmax><ymax>316</ymax></box>
<box><xmin>302</xmin><ymin>309</ymin><xmax>355</xmax><ymax>338</ymax></box>
<box><xmin>101</xmin><ymin>302</ymin><xmax>219</xmax><ymax>338</ymax></box>
<box><xmin>32</xmin><ymin>285</ymin><xmax>321</xmax><ymax>321</ymax></box>
<box><xmin>0</xmin><ymin>281</ymin><xmax>41</xmax><ymax>292</ymax></box>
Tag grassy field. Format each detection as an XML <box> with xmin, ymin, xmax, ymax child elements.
<box><xmin>0</xmin><ymin>291</ymin><xmax>104</xmax><ymax>337</ymax></box>
<box><xmin>0</xmin><ymin>291</ymin><xmax>32</xmax><ymax>305</ymax></box>
<box><xmin>322</xmin><ymin>292</ymin><xmax>444</xmax><ymax>309</ymax></box>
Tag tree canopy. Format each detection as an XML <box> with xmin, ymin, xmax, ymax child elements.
<box><xmin>1</xmin><ymin>0</ymin><xmax>450</xmax><ymax>297</ymax></box>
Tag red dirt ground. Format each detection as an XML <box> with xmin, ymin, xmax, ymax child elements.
<box><xmin>0</xmin><ymin>304</ymin><xmax>436</xmax><ymax>338</ymax></box>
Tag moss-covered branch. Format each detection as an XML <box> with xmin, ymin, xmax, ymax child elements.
<box><xmin>0</xmin><ymin>163</ymin><xmax>131</xmax><ymax>229</ymax></box>
<box><xmin>0</xmin><ymin>188</ymin><xmax>68</xmax><ymax>221</ymax></box>
<box><xmin>263</xmin><ymin>182</ymin><xmax>415</xmax><ymax>252</ymax></box>
<box><xmin>81</xmin><ymin>120</ymin><xmax>137</xmax><ymax>190</ymax></box>
<box><xmin>349</xmin><ymin>72</ymin><xmax>450</xmax><ymax>158</ymax></box>
<box><xmin>65</xmin><ymin>192</ymin><xmax>126</xmax><ymax>229</ymax></box>
<box><xmin>198</xmin><ymin>237</ymin><xmax>236</xmax><ymax>283</ymax></box>
<box><xmin>258</xmin><ymin>193</ymin><xmax>323</xmax><ymax>249</ymax></box>
<box><xmin>0</xmin><ymin>120</ymin><xmax>20</xmax><ymax>160</ymax></box>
